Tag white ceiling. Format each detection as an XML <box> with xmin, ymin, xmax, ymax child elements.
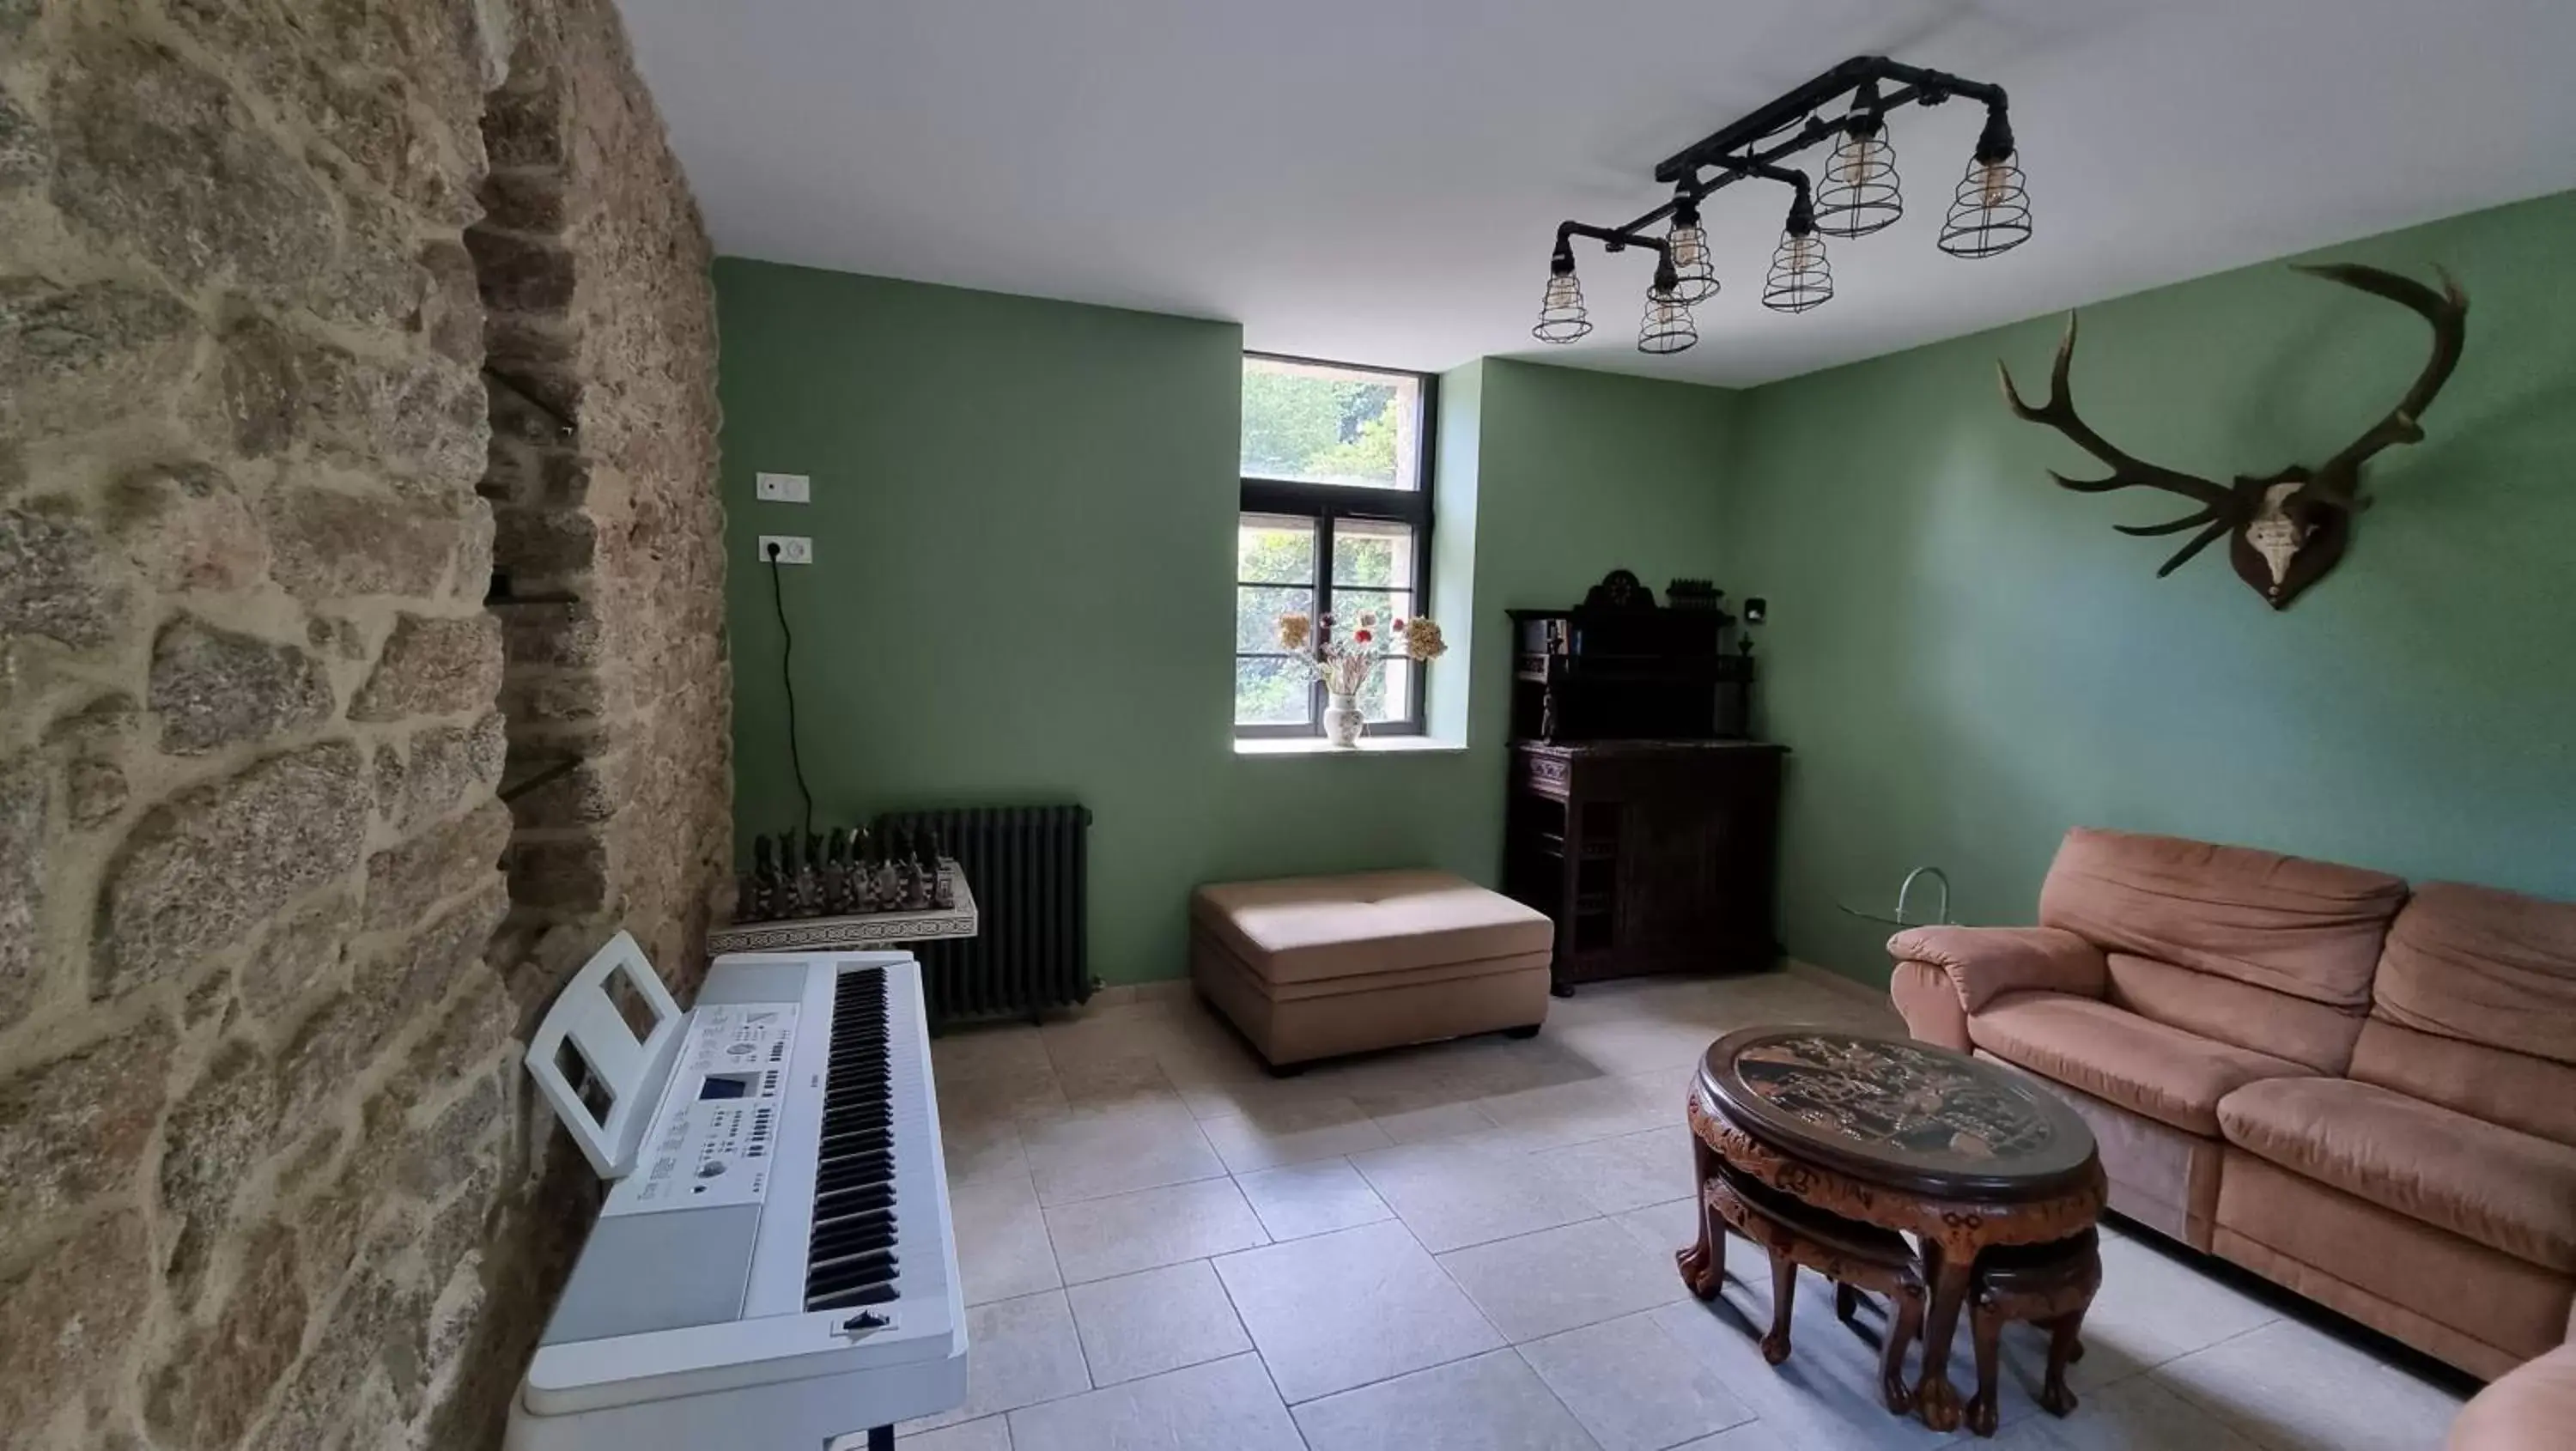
<box><xmin>613</xmin><ymin>0</ymin><xmax>2576</xmax><ymax>386</ymax></box>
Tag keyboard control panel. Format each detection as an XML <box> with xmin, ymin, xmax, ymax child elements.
<box><xmin>605</xmin><ymin>1003</ymin><xmax>800</xmax><ymax>1217</ymax></box>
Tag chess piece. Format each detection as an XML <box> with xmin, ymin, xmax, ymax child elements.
<box><xmin>913</xmin><ymin>831</ymin><xmax>939</xmax><ymax>909</ymax></box>
<box><xmin>822</xmin><ymin>828</ymin><xmax>853</xmax><ymax>914</ymax></box>
<box><xmin>873</xmin><ymin>829</ymin><xmax>904</xmax><ymax>911</ymax></box>
<box><xmin>853</xmin><ymin>828</ymin><xmax>880</xmax><ymax>913</ymax></box>
<box><xmin>791</xmin><ymin>833</ymin><xmax>823</xmax><ymax>918</ymax></box>
<box><xmin>927</xmin><ymin>829</ymin><xmax>956</xmax><ymax>908</ymax></box>
<box><xmin>750</xmin><ymin>835</ymin><xmax>782</xmax><ymax>920</ymax></box>
<box><xmin>886</xmin><ymin>827</ymin><xmax>920</xmax><ymax>909</ymax></box>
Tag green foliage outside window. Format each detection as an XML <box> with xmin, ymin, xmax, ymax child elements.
<box><xmin>1241</xmin><ymin>370</ymin><xmax>1403</xmax><ymax>488</ymax></box>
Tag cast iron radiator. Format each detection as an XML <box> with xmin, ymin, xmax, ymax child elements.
<box><xmin>875</xmin><ymin>804</ymin><xmax>1094</xmax><ymax>1023</ymax></box>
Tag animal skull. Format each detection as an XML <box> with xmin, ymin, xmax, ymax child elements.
<box><xmin>2244</xmin><ymin>482</ymin><xmax>2312</xmax><ymax>596</ymax></box>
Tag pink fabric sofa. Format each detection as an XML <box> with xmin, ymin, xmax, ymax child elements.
<box><xmin>1888</xmin><ymin>828</ymin><xmax>2576</xmax><ymax>1380</ymax></box>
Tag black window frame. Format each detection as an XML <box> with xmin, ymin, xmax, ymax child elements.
<box><xmin>1235</xmin><ymin>353</ymin><xmax>1437</xmax><ymax>740</ymax></box>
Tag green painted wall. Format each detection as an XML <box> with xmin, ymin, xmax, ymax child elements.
<box><xmin>714</xmin><ymin>265</ymin><xmax>1734</xmax><ymax>982</ymax></box>
<box><xmin>1724</xmin><ymin>191</ymin><xmax>2576</xmax><ymax>986</ymax></box>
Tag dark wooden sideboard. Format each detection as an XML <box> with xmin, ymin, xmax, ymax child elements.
<box><xmin>1504</xmin><ymin>739</ymin><xmax>1787</xmax><ymax>987</ymax></box>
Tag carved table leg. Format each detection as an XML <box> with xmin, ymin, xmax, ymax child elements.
<box><xmin>1965</xmin><ymin>1296</ymin><xmax>2004</xmax><ymax>1438</ymax></box>
<box><xmin>2040</xmin><ymin>1306</ymin><xmax>2088</xmax><ymax>1417</ymax></box>
<box><xmin>1835</xmin><ymin>1283</ymin><xmax>1862</xmax><ymax>1326</ymax></box>
<box><xmin>1677</xmin><ymin>1136</ymin><xmax>1726</xmax><ymax>1300</ymax></box>
<box><xmin>1878</xmin><ymin>1284</ymin><xmax>1923</xmax><ymax>1416</ymax></box>
<box><xmin>1913</xmin><ymin>1245</ymin><xmax>1972</xmax><ymax>1432</ymax></box>
<box><xmin>1761</xmin><ymin>1250</ymin><xmax>1797</xmax><ymax>1365</ymax></box>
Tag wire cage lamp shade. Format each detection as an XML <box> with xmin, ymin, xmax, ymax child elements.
<box><xmin>1533</xmin><ymin>258</ymin><xmax>1593</xmax><ymax>343</ymax></box>
<box><xmin>1814</xmin><ymin>116</ymin><xmax>1903</xmax><ymax>238</ymax></box>
<box><xmin>1763</xmin><ymin>188</ymin><xmax>1833</xmax><ymax>314</ymax></box>
<box><xmin>1637</xmin><ymin>272</ymin><xmax>1698</xmax><ymax>355</ymax></box>
<box><xmin>1664</xmin><ymin>203</ymin><xmax>1720</xmax><ymax>305</ymax></box>
<box><xmin>1939</xmin><ymin>149</ymin><xmax>2031</xmax><ymax>258</ymax></box>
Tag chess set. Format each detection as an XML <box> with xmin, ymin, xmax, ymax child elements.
<box><xmin>736</xmin><ymin>825</ymin><xmax>957</xmax><ymax>921</ymax></box>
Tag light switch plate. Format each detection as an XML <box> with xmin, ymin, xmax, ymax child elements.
<box><xmin>756</xmin><ymin>535</ymin><xmax>813</xmax><ymax>565</ymax></box>
<box><xmin>755</xmin><ymin>472</ymin><xmax>811</xmax><ymax>503</ymax></box>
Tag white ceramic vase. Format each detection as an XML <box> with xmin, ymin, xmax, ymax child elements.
<box><xmin>1323</xmin><ymin>692</ymin><xmax>1364</xmax><ymax>748</ymax></box>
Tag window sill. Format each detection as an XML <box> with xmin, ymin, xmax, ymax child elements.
<box><xmin>1234</xmin><ymin>735</ymin><xmax>1467</xmax><ymax>757</ymax></box>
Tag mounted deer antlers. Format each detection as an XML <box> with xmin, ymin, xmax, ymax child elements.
<box><xmin>1999</xmin><ymin>263</ymin><xmax>2468</xmax><ymax>609</ymax></box>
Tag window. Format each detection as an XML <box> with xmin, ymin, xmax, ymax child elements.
<box><xmin>1234</xmin><ymin>355</ymin><xmax>1435</xmax><ymax>738</ymax></box>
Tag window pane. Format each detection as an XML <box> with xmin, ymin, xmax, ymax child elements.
<box><xmin>1237</xmin><ymin>586</ymin><xmax>1315</xmax><ymax>652</ymax></box>
<box><xmin>1331</xmin><ymin>519</ymin><xmax>1416</xmax><ymax>590</ymax></box>
<box><xmin>1238</xmin><ymin>513</ymin><xmax>1316</xmax><ymax>584</ymax></box>
<box><xmin>1326</xmin><ymin>587</ymin><xmax>1413</xmax><ymax>633</ymax></box>
<box><xmin>1235</xmin><ymin>656</ymin><xmax>1311</xmax><ymax>726</ymax></box>
<box><xmin>1364</xmin><ymin>657</ymin><xmax>1413</xmax><ymax>724</ymax></box>
<box><xmin>1241</xmin><ymin>356</ymin><xmax>1422</xmax><ymax>490</ymax></box>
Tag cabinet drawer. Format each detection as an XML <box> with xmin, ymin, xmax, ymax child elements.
<box><xmin>1517</xmin><ymin>752</ymin><xmax>1572</xmax><ymax>798</ymax></box>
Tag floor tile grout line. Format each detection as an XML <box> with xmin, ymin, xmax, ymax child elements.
<box><xmin>1206</xmin><ymin>1242</ymin><xmax>1315</xmax><ymax>1449</ymax></box>
<box><xmin>2135</xmin><ymin>1320</ymin><xmax>2318</xmax><ymax>1451</ymax></box>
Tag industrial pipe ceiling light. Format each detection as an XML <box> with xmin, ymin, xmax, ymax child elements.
<box><xmin>1533</xmin><ymin>54</ymin><xmax>2032</xmax><ymax>355</ymax></box>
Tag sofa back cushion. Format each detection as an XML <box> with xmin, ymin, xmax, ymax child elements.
<box><xmin>2348</xmin><ymin>881</ymin><xmax>2576</xmax><ymax>1148</ymax></box>
<box><xmin>2349</xmin><ymin>1019</ymin><xmax>2576</xmax><ymax>1149</ymax></box>
<box><xmin>2104</xmin><ymin>953</ymin><xmax>2367</xmax><ymax>1074</ymax></box>
<box><xmin>2038</xmin><ymin>828</ymin><xmax>2409</xmax><ymax>1009</ymax></box>
<box><xmin>2373</xmin><ymin>881</ymin><xmax>2576</xmax><ymax>1066</ymax></box>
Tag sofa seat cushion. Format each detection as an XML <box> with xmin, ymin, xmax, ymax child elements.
<box><xmin>1190</xmin><ymin>870</ymin><xmax>1553</xmax><ymax>985</ymax></box>
<box><xmin>1967</xmin><ymin>992</ymin><xmax>2314</xmax><ymax>1137</ymax></box>
<box><xmin>2218</xmin><ymin>1077</ymin><xmax>2576</xmax><ymax>1273</ymax></box>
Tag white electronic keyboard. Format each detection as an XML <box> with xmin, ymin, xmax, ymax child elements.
<box><xmin>507</xmin><ymin>936</ymin><xmax>968</xmax><ymax>1451</ymax></box>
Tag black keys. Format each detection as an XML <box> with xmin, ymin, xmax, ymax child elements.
<box><xmin>805</xmin><ymin>966</ymin><xmax>902</xmax><ymax>1312</ymax></box>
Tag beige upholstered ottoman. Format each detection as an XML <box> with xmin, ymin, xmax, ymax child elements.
<box><xmin>1189</xmin><ymin>870</ymin><xmax>1554</xmax><ymax>1071</ymax></box>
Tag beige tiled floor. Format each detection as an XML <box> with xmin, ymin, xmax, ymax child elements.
<box><xmin>914</xmin><ymin>970</ymin><xmax>2467</xmax><ymax>1449</ymax></box>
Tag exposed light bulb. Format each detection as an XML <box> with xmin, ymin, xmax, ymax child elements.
<box><xmin>1665</xmin><ymin>206</ymin><xmax>1719</xmax><ymax>306</ymax></box>
<box><xmin>1841</xmin><ymin>132</ymin><xmax>1883</xmax><ymax>190</ymax></box>
<box><xmin>1815</xmin><ymin>117</ymin><xmax>1902</xmax><ymax>239</ymax></box>
<box><xmin>1939</xmin><ymin>145</ymin><xmax>2032</xmax><ymax>258</ymax></box>
<box><xmin>1533</xmin><ymin>258</ymin><xmax>1593</xmax><ymax>343</ymax></box>
<box><xmin>1763</xmin><ymin>219</ymin><xmax>1833</xmax><ymax>314</ymax></box>
<box><xmin>1978</xmin><ymin>159</ymin><xmax>2013</xmax><ymax>209</ymax></box>
<box><xmin>1637</xmin><ymin>280</ymin><xmax>1698</xmax><ymax>355</ymax></box>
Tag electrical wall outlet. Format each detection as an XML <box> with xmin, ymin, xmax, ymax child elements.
<box><xmin>754</xmin><ymin>471</ymin><xmax>811</xmax><ymax>503</ymax></box>
<box><xmin>757</xmin><ymin>535</ymin><xmax>813</xmax><ymax>565</ymax></box>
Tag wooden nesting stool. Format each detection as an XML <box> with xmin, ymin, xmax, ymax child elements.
<box><xmin>1959</xmin><ymin>1229</ymin><xmax>2100</xmax><ymax>1437</ymax></box>
<box><xmin>1684</xmin><ymin>1163</ymin><xmax>1928</xmax><ymax>1414</ymax></box>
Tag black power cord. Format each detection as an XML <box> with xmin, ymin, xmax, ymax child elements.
<box><xmin>766</xmin><ymin>542</ymin><xmax>816</xmax><ymax>839</ymax></box>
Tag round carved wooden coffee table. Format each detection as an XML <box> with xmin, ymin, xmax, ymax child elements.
<box><xmin>1677</xmin><ymin>1027</ymin><xmax>2105</xmax><ymax>1434</ymax></box>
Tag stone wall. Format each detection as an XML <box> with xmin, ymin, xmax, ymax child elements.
<box><xmin>0</xmin><ymin>0</ymin><xmax>728</xmax><ymax>1447</ymax></box>
<box><xmin>475</xmin><ymin>5</ymin><xmax>730</xmax><ymax>993</ymax></box>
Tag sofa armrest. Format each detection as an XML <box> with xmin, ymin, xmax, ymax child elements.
<box><xmin>1886</xmin><ymin>926</ymin><xmax>2109</xmax><ymax>1015</ymax></box>
<box><xmin>2446</xmin><ymin>1343</ymin><xmax>2576</xmax><ymax>1450</ymax></box>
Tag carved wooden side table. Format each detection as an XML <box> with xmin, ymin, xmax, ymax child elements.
<box><xmin>1679</xmin><ymin>1027</ymin><xmax>2107</xmax><ymax>1434</ymax></box>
